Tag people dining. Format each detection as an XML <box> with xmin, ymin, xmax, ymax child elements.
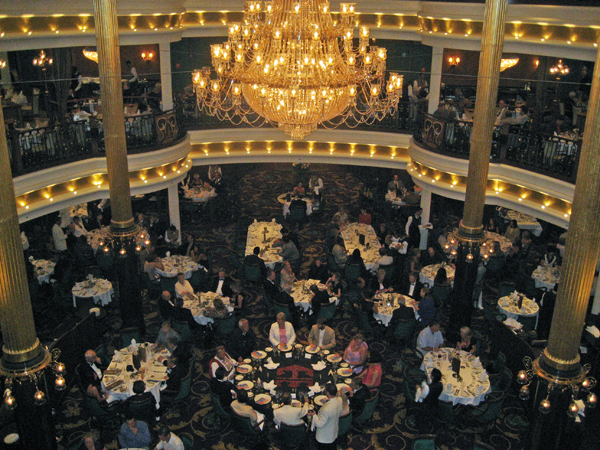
<box><xmin>308</xmin><ymin>318</ymin><xmax>336</xmax><ymax>350</ymax></box>
<box><xmin>358</xmin><ymin>351</ymin><xmax>383</xmax><ymax>394</ymax></box>
<box><xmin>155</xmin><ymin>320</ymin><xmax>180</xmax><ymax>348</ymax></box>
<box><xmin>456</xmin><ymin>326</ymin><xmax>477</xmax><ymax>354</ymax></box>
<box><xmin>209</xmin><ymin>345</ymin><xmax>237</xmax><ymax>379</ymax></box>
<box><xmin>174</xmin><ymin>272</ymin><xmax>194</xmax><ymax>298</ymax></box>
<box><xmin>343</xmin><ymin>333</ymin><xmax>368</xmax><ymax>374</ymax></box>
<box><xmin>269</xmin><ymin>312</ymin><xmax>297</xmax><ymax>347</ymax></box>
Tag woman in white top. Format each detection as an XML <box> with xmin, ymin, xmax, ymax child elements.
<box><xmin>269</xmin><ymin>312</ymin><xmax>296</xmax><ymax>347</ymax></box>
<box><xmin>174</xmin><ymin>272</ymin><xmax>194</xmax><ymax>298</ymax></box>
<box><xmin>70</xmin><ymin>216</ymin><xmax>87</xmax><ymax>238</ymax></box>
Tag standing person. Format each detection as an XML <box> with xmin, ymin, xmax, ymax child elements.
<box><xmin>125</xmin><ymin>60</ymin><xmax>139</xmax><ymax>95</ymax></box>
<box><xmin>52</xmin><ymin>216</ymin><xmax>68</xmax><ymax>254</ymax></box>
<box><xmin>308</xmin><ymin>383</ymin><xmax>343</xmax><ymax>450</ymax></box>
<box><xmin>118</xmin><ymin>415</ymin><xmax>151</xmax><ymax>449</ymax></box>
<box><xmin>154</xmin><ymin>425</ymin><xmax>184</xmax><ymax>450</ymax></box>
<box><xmin>405</xmin><ymin>208</ymin><xmax>424</xmax><ymax>250</ymax></box>
<box><xmin>309</xmin><ymin>175</ymin><xmax>324</xmax><ymax>197</ymax></box>
<box><xmin>71</xmin><ymin>66</ymin><xmax>83</xmax><ymax>99</ymax></box>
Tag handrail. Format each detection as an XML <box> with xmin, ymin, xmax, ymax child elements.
<box><xmin>6</xmin><ymin>107</ymin><xmax>187</xmax><ymax>177</ymax></box>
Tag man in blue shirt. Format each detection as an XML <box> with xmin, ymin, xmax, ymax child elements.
<box><xmin>118</xmin><ymin>415</ymin><xmax>151</xmax><ymax>449</ymax></box>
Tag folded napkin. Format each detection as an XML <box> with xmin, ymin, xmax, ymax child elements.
<box><xmin>587</xmin><ymin>325</ymin><xmax>600</xmax><ymax>338</ymax></box>
<box><xmin>311</xmin><ymin>361</ymin><xmax>327</xmax><ymax>371</ymax></box>
<box><xmin>309</xmin><ymin>382</ymin><xmax>322</xmax><ymax>394</ymax></box>
<box><xmin>264</xmin><ymin>361</ymin><xmax>280</xmax><ymax>370</ymax></box>
<box><xmin>131</xmin><ymin>339</ymin><xmax>137</xmax><ymax>351</ymax></box>
<box><xmin>504</xmin><ymin>317</ymin><xmax>522</xmax><ymax>330</ymax></box>
<box><xmin>263</xmin><ymin>380</ymin><xmax>277</xmax><ymax>394</ymax></box>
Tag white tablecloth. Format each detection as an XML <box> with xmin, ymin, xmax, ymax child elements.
<box><xmin>340</xmin><ymin>223</ymin><xmax>380</xmax><ymax>270</ymax></box>
<box><xmin>72</xmin><ymin>278</ymin><xmax>113</xmax><ymax>307</ymax></box>
<box><xmin>183</xmin><ymin>292</ymin><xmax>233</xmax><ymax>326</ymax></box>
<box><xmin>372</xmin><ymin>293</ymin><xmax>417</xmax><ymax>326</ymax></box>
<box><xmin>531</xmin><ymin>265</ymin><xmax>561</xmax><ymax>290</ymax></box>
<box><xmin>505</xmin><ymin>210</ymin><xmax>543</xmax><ymax>237</ymax></box>
<box><xmin>498</xmin><ymin>295</ymin><xmax>539</xmax><ymax>327</ymax></box>
<box><xmin>155</xmin><ymin>255</ymin><xmax>198</xmax><ymax>279</ymax></box>
<box><xmin>245</xmin><ymin>221</ymin><xmax>283</xmax><ymax>269</ymax></box>
<box><xmin>183</xmin><ymin>187</ymin><xmax>217</xmax><ymax>203</ymax></box>
<box><xmin>288</xmin><ymin>279</ymin><xmax>336</xmax><ymax>312</ymax></box>
<box><xmin>420</xmin><ymin>263</ymin><xmax>455</xmax><ymax>288</ymax></box>
<box><xmin>85</xmin><ymin>227</ymin><xmax>110</xmax><ymax>250</ymax></box>
<box><xmin>103</xmin><ymin>343</ymin><xmax>170</xmax><ymax>408</ymax></box>
<box><xmin>31</xmin><ymin>259</ymin><xmax>55</xmax><ymax>284</ymax></box>
<box><xmin>421</xmin><ymin>349</ymin><xmax>490</xmax><ymax>406</ymax></box>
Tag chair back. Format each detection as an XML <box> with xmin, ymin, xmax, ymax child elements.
<box><xmin>411</xmin><ymin>435</ymin><xmax>436</xmax><ymax>450</ymax></box>
<box><xmin>171</xmin><ymin>318</ymin><xmax>193</xmax><ymax>342</ymax></box>
<box><xmin>498</xmin><ymin>281</ymin><xmax>517</xmax><ymax>299</ymax></box>
<box><xmin>180</xmin><ymin>432</ymin><xmax>194</xmax><ymax>450</ymax></box>
<box><xmin>120</xmin><ymin>327</ymin><xmax>141</xmax><ymax>349</ymax></box>
<box><xmin>344</xmin><ymin>263</ymin><xmax>361</xmax><ymax>281</ymax></box>
<box><xmin>160</xmin><ymin>277</ymin><xmax>177</xmax><ymax>295</ymax></box>
<box><xmin>279</xmin><ymin>422</ymin><xmax>308</xmax><ymax>447</ymax></box>
<box><xmin>190</xmin><ymin>270</ymin><xmax>207</xmax><ymax>292</ymax></box>
<box><xmin>326</xmin><ymin>251</ymin><xmax>340</xmax><ymax>272</ymax></box>
<box><xmin>354</xmin><ymin>391</ymin><xmax>379</xmax><ymax>424</ymax></box>
<box><xmin>338</xmin><ymin>411</ymin><xmax>353</xmax><ymax>437</ymax></box>
<box><xmin>214</xmin><ymin>314</ymin><xmax>236</xmax><ymax>337</ymax></box>
<box><xmin>394</xmin><ymin>318</ymin><xmax>417</xmax><ymax>341</ymax></box>
<box><xmin>244</xmin><ymin>262</ymin><xmax>262</xmax><ymax>282</ymax></box>
<box><xmin>289</xmin><ymin>204</ymin><xmax>307</xmax><ymax>223</ymax></box>
<box><xmin>173</xmin><ymin>367</ymin><xmax>193</xmax><ymax>401</ymax></box>
<box><xmin>317</xmin><ymin>301</ymin><xmax>337</xmax><ymax>322</ymax></box>
<box><xmin>273</xmin><ymin>301</ymin><xmax>294</xmax><ymax>323</ymax></box>
<box><xmin>431</xmin><ymin>284</ymin><xmax>452</xmax><ymax>307</ymax></box>
<box><xmin>517</xmin><ymin>315</ymin><xmax>537</xmax><ymax>332</ymax></box>
<box><xmin>379</xmin><ymin>263</ymin><xmax>395</xmax><ymax>282</ymax></box>
<box><xmin>355</xmin><ymin>309</ymin><xmax>373</xmax><ymax>334</ymax></box>
<box><xmin>210</xmin><ymin>392</ymin><xmax>232</xmax><ymax>420</ymax></box>
<box><xmin>230</xmin><ymin>409</ymin><xmax>261</xmax><ymax>436</ymax></box>
<box><xmin>127</xmin><ymin>395</ymin><xmax>157</xmax><ymax>424</ymax></box>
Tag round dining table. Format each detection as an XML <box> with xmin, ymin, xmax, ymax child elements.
<box><xmin>420</xmin><ymin>348</ymin><xmax>490</xmax><ymax>406</ymax></box>
<box><xmin>102</xmin><ymin>342</ymin><xmax>170</xmax><ymax>408</ymax></box>
<box><xmin>183</xmin><ymin>186</ymin><xmax>217</xmax><ymax>203</ymax></box>
<box><xmin>31</xmin><ymin>258</ymin><xmax>55</xmax><ymax>284</ymax></box>
<box><xmin>340</xmin><ymin>223</ymin><xmax>380</xmax><ymax>270</ymax></box>
<box><xmin>531</xmin><ymin>265</ymin><xmax>561</xmax><ymax>290</ymax></box>
<box><xmin>420</xmin><ymin>263</ymin><xmax>455</xmax><ymax>288</ymax></box>
<box><xmin>182</xmin><ymin>292</ymin><xmax>234</xmax><ymax>326</ymax></box>
<box><xmin>372</xmin><ymin>293</ymin><xmax>417</xmax><ymax>327</ymax></box>
<box><xmin>277</xmin><ymin>193</ymin><xmax>315</xmax><ymax>216</ymax></box>
<box><xmin>288</xmin><ymin>279</ymin><xmax>336</xmax><ymax>312</ymax></box>
<box><xmin>497</xmin><ymin>294</ymin><xmax>539</xmax><ymax>324</ymax></box>
<box><xmin>71</xmin><ymin>277</ymin><xmax>113</xmax><ymax>308</ymax></box>
<box><xmin>155</xmin><ymin>255</ymin><xmax>198</xmax><ymax>279</ymax></box>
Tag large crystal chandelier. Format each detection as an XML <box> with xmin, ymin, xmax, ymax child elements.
<box><xmin>193</xmin><ymin>0</ymin><xmax>403</xmax><ymax>140</ymax></box>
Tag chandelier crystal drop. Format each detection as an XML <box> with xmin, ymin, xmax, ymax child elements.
<box><xmin>193</xmin><ymin>0</ymin><xmax>402</xmax><ymax>140</ymax></box>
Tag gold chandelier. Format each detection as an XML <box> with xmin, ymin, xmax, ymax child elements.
<box><xmin>193</xmin><ymin>0</ymin><xmax>403</xmax><ymax>140</ymax></box>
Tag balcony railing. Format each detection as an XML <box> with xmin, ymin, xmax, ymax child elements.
<box><xmin>6</xmin><ymin>107</ymin><xmax>187</xmax><ymax>177</ymax></box>
<box><xmin>412</xmin><ymin>113</ymin><xmax>580</xmax><ymax>184</ymax></box>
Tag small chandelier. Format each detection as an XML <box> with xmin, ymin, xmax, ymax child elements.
<box><xmin>550</xmin><ymin>59</ymin><xmax>569</xmax><ymax>77</ymax></box>
<box><xmin>33</xmin><ymin>50</ymin><xmax>53</xmax><ymax>69</ymax></box>
<box><xmin>97</xmin><ymin>225</ymin><xmax>150</xmax><ymax>258</ymax></box>
<box><xmin>193</xmin><ymin>0</ymin><xmax>403</xmax><ymax>140</ymax></box>
<box><xmin>83</xmin><ymin>48</ymin><xmax>99</xmax><ymax>64</ymax></box>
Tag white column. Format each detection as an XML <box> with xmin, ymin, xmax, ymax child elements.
<box><xmin>0</xmin><ymin>52</ymin><xmax>12</xmax><ymax>90</ymax></box>
<box><xmin>428</xmin><ymin>46</ymin><xmax>444</xmax><ymax>114</ymax></box>
<box><xmin>419</xmin><ymin>188</ymin><xmax>432</xmax><ymax>250</ymax></box>
<box><xmin>159</xmin><ymin>41</ymin><xmax>173</xmax><ymax>110</ymax></box>
<box><xmin>167</xmin><ymin>184</ymin><xmax>181</xmax><ymax>243</ymax></box>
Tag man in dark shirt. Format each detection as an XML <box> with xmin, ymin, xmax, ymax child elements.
<box><xmin>348</xmin><ymin>378</ymin><xmax>370</xmax><ymax>417</ymax></box>
<box><xmin>209</xmin><ymin>268</ymin><xmax>233</xmax><ymax>298</ymax></box>
<box><xmin>162</xmin><ymin>356</ymin><xmax>187</xmax><ymax>399</ymax></box>
<box><xmin>210</xmin><ymin>366</ymin><xmax>236</xmax><ymax>410</ymax></box>
<box><xmin>228</xmin><ymin>318</ymin><xmax>257</xmax><ymax>362</ymax></box>
<box><xmin>263</xmin><ymin>269</ymin><xmax>281</xmax><ymax>305</ymax></box>
<box><xmin>244</xmin><ymin>247</ymin><xmax>267</xmax><ymax>279</ymax></box>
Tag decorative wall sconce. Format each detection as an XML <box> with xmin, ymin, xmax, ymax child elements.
<box><xmin>500</xmin><ymin>58</ymin><xmax>519</xmax><ymax>71</ymax></box>
<box><xmin>448</xmin><ymin>56</ymin><xmax>461</xmax><ymax>67</ymax></box>
<box><xmin>83</xmin><ymin>48</ymin><xmax>99</xmax><ymax>64</ymax></box>
<box><xmin>0</xmin><ymin>60</ymin><xmax>6</xmax><ymax>69</ymax></box>
<box><xmin>141</xmin><ymin>51</ymin><xmax>154</xmax><ymax>63</ymax></box>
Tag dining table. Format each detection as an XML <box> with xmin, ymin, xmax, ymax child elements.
<box><xmin>183</xmin><ymin>186</ymin><xmax>217</xmax><ymax>203</ymax></box>
<box><xmin>85</xmin><ymin>227</ymin><xmax>110</xmax><ymax>251</ymax></box>
<box><xmin>30</xmin><ymin>258</ymin><xmax>55</xmax><ymax>284</ymax></box>
<box><xmin>372</xmin><ymin>292</ymin><xmax>417</xmax><ymax>326</ymax></box>
<box><xmin>231</xmin><ymin>344</ymin><xmax>355</xmax><ymax>418</ymax></box>
<box><xmin>71</xmin><ymin>276</ymin><xmax>113</xmax><ymax>308</ymax></box>
<box><xmin>277</xmin><ymin>193</ymin><xmax>315</xmax><ymax>216</ymax></box>
<box><xmin>340</xmin><ymin>223</ymin><xmax>381</xmax><ymax>271</ymax></box>
<box><xmin>420</xmin><ymin>263</ymin><xmax>455</xmax><ymax>288</ymax></box>
<box><xmin>420</xmin><ymin>348</ymin><xmax>490</xmax><ymax>406</ymax></box>
<box><xmin>504</xmin><ymin>209</ymin><xmax>543</xmax><ymax>237</ymax></box>
<box><xmin>288</xmin><ymin>279</ymin><xmax>336</xmax><ymax>313</ymax></box>
<box><xmin>498</xmin><ymin>294</ymin><xmax>540</xmax><ymax>328</ymax></box>
<box><xmin>155</xmin><ymin>255</ymin><xmax>198</xmax><ymax>279</ymax></box>
<box><xmin>102</xmin><ymin>342</ymin><xmax>170</xmax><ymax>408</ymax></box>
<box><xmin>531</xmin><ymin>265</ymin><xmax>561</xmax><ymax>290</ymax></box>
<box><xmin>245</xmin><ymin>220</ymin><xmax>283</xmax><ymax>269</ymax></box>
<box><xmin>182</xmin><ymin>292</ymin><xmax>234</xmax><ymax>326</ymax></box>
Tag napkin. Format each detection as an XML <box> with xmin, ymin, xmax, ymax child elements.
<box><xmin>311</xmin><ymin>361</ymin><xmax>327</xmax><ymax>371</ymax></box>
<box><xmin>504</xmin><ymin>318</ymin><xmax>522</xmax><ymax>330</ymax></box>
<box><xmin>512</xmin><ymin>291</ymin><xmax>518</xmax><ymax>301</ymax></box>
<box><xmin>263</xmin><ymin>380</ymin><xmax>277</xmax><ymax>394</ymax></box>
<box><xmin>415</xmin><ymin>381</ymin><xmax>429</xmax><ymax>403</ymax></box>
<box><xmin>264</xmin><ymin>361</ymin><xmax>280</xmax><ymax>370</ymax></box>
<box><xmin>166</xmin><ymin>251</ymin><xmax>171</xmax><ymax>257</ymax></box>
<box><xmin>131</xmin><ymin>339</ymin><xmax>137</xmax><ymax>351</ymax></box>
<box><xmin>586</xmin><ymin>325</ymin><xmax>600</xmax><ymax>338</ymax></box>
<box><xmin>309</xmin><ymin>382</ymin><xmax>322</xmax><ymax>395</ymax></box>
<box><xmin>575</xmin><ymin>399</ymin><xmax>586</xmax><ymax>417</ymax></box>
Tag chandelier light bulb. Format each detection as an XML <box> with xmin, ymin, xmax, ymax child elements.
<box><xmin>4</xmin><ymin>390</ymin><xmax>16</xmax><ymax>410</ymax></box>
<box><xmin>539</xmin><ymin>397</ymin><xmax>551</xmax><ymax>413</ymax></box>
<box><xmin>34</xmin><ymin>389</ymin><xmax>46</xmax><ymax>406</ymax></box>
<box><xmin>587</xmin><ymin>393</ymin><xmax>597</xmax><ymax>408</ymax></box>
<box><xmin>55</xmin><ymin>375</ymin><xmax>66</xmax><ymax>391</ymax></box>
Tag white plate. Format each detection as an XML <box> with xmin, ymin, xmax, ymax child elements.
<box><xmin>238</xmin><ymin>380</ymin><xmax>255</xmax><ymax>390</ymax></box>
<box><xmin>278</xmin><ymin>343</ymin><xmax>292</xmax><ymax>352</ymax></box>
<box><xmin>4</xmin><ymin>434</ymin><xmax>19</xmax><ymax>444</ymax></box>
<box><xmin>265</xmin><ymin>347</ymin><xmax>273</xmax><ymax>352</ymax></box>
<box><xmin>305</xmin><ymin>345</ymin><xmax>320</xmax><ymax>354</ymax></box>
<box><xmin>337</xmin><ymin>368</ymin><xmax>353</xmax><ymax>377</ymax></box>
<box><xmin>254</xmin><ymin>393</ymin><xmax>272</xmax><ymax>405</ymax></box>
<box><xmin>337</xmin><ymin>383</ymin><xmax>352</xmax><ymax>395</ymax></box>
<box><xmin>327</xmin><ymin>354</ymin><xmax>342</xmax><ymax>363</ymax></box>
<box><xmin>252</xmin><ymin>351</ymin><xmax>267</xmax><ymax>359</ymax></box>
<box><xmin>237</xmin><ymin>364</ymin><xmax>253</xmax><ymax>374</ymax></box>
<box><xmin>314</xmin><ymin>395</ymin><xmax>328</xmax><ymax>406</ymax></box>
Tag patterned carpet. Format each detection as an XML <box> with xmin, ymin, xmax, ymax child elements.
<box><xmin>52</xmin><ymin>163</ymin><xmax>529</xmax><ymax>450</ymax></box>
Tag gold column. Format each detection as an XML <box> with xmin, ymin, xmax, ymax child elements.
<box><xmin>0</xmin><ymin>105</ymin><xmax>45</xmax><ymax>368</ymax></box>
<box><xmin>93</xmin><ymin>0</ymin><xmax>133</xmax><ymax>231</ymax></box>
<box><xmin>537</xmin><ymin>39</ymin><xmax>600</xmax><ymax>381</ymax></box>
<box><xmin>460</xmin><ymin>0</ymin><xmax>508</xmax><ymax>237</ymax></box>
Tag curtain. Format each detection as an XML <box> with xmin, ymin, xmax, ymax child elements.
<box><xmin>52</xmin><ymin>47</ymin><xmax>72</xmax><ymax>123</ymax></box>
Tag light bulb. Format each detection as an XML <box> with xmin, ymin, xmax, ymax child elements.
<box><xmin>539</xmin><ymin>398</ymin><xmax>551</xmax><ymax>413</ymax></box>
<box><xmin>55</xmin><ymin>375</ymin><xmax>66</xmax><ymax>391</ymax></box>
<box><xmin>34</xmin><ymin>389</ymin><xmax>46</xmax><ymax>405</ymax></box>
<box><xmin>587</xmin><ymin>393</ymin><xmax>597</xmax><ymax>408</ymax></box>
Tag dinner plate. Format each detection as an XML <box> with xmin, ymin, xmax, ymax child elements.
<box><xmin>327</xmin><ymin>354</ymin><xmax>342</xmax><ymax>363</ymax></box>
<box><xmin>265</xmin><ymin>347</ymin><xmax>273</xmax><ymax>352</ymax></box>
<box><xmin>237</xmin><ymin>380</ymin><xmax>255</xmax><ymax>390</ymax></box>
<box><xmin>235</xmin><ymin>374</ymin><xmax>244</xmax><ymax>381</ymax></box>
<box><xmin>337</xmin><ymin>383</ymin><xmax>352</xmax><ymax>395</ymax></box>
<box><xmin>4</xmin><ymin>433</ymin><xmax>19</xmax><ymax>444</ymax></box>
<box><xmin>237</xmin><ymin>364</ymin><xmax>253</xmax><ymax>374</ymax></box>
<box><xmin>340</xmin><ymin>362</ymin><xmax>349</xmax><ymax>368</ymax></box>
<box><xmin>305</xmin><ymin>345</ymin><xmax>320</xmax><ymax>354</ymax></box>
<box><xmin>252</xmin><ymin>351</ymin><xmax>267</xmax><ymax>359</ymax></box>
<box><xmin>278</xmin><ymin>343</ymin><xmax>292</xmax><ymax>352</ymax></box>
<box><xmin>254</xmin><ymin>393</ymin><xmax>272</xmax><ymax>405</ymax></box>
<box><xmin>337</xmin><ymin>368</ymin><xmax>353</xmax><ymax>377</ymax></box>
<box><xmin>314</xmin><ymin>395</ymin><xmax>328</xmax><ymax>406</ymax></box>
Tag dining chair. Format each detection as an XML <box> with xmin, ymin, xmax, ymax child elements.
<box><xmin>278</xmin><ymin>422</ymin><xmax>308</xmax><ymax>449</ymax></box>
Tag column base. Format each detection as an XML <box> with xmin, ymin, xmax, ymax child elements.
<box><xmin>534</xmin><ymin>349</ymin><xmax>586</xmax><ymax>385</ymax></box>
